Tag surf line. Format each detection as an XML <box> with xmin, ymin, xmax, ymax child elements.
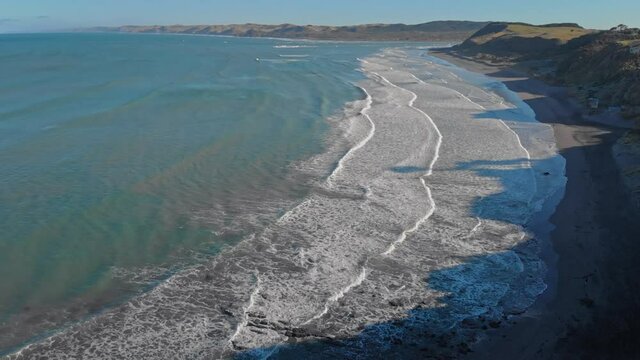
<box><xmin>413</xmin><ymin>75</ymin><xmax>489</xmax><ymax>236</ymax></box>
<box><xmin>416</xmin><ymin>71</ymin><xmax>533</xmax><ymax>167</ymax></box>
<box><xmin>303</xmin><ymin>59</ymin><xmax>442</xmax><ymax>326</ymax></box>
<box><xmin>326</xmin><ymin>86</ymin><xmax>375</xmax><ymax>187</ymax></box>
<box><xmin>411</xmin><ymin>72</ymin><xmax>537</xmax><ymax>206</ymax></box>
<box><xmin>302</xmin><ymin>266</ymin><xmax>367</xmax><ymax>326</ymax></box>
<box><xmin>363</xmin><ymin>64</ymin><xmax>442</xmax><ymax>255</ymax></box>
<box><xmin>444</xmin><ymin>79</ymin><xmax>533</xmax><ymax>165</ymax></box>
<box><xmin>228</xmin><ymin>273</ymin><xmax>262</xmax><ymax>348</ymax></box>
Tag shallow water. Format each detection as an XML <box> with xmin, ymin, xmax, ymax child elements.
<box><xmin>2</xmin><ymin>39</ymin><xmax>566</xmax><ymax>359</ymax></box>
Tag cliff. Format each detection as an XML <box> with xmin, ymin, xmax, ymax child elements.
<box><xmin>454</xmin><ymin>22</ymin><xmax>592</xmax><ymax>59</ymax></box>
<box><xmin>450</xmin><ymin>22</ymin><xmax>640</xmax><ymax>119</ymax></box>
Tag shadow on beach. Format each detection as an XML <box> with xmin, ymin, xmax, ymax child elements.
<box><xmin>233</xmin><ymin>243</ymin><xmax>542</xmax><ymax>359</ymax></box>
<box><xmin>231</xmin><ymin>153</ymin><xmax>563</xmax><ymax>359</ymax></box>
<box><xmin>232</xmin><ymin>111</ymin><xmax>640</xmax><ymax>359</ymax></box>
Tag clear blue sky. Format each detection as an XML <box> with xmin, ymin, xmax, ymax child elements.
<box><xmin>1</xmin><ymin>0</ymin><xmax>639</xmax><ymax>33</ymax></box>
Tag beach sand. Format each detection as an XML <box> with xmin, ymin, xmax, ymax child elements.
<box><xmin>432</xmin><ymin>50</ymin><xmax>640</xmax><ymax>359</ymax></box>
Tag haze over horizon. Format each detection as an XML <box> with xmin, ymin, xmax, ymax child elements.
<box><xmin>1</xmin><ymin>0</ymin><xmax>639</xmax><ymax>34</ymax></box>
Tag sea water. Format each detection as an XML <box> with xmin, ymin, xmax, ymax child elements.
<box><xmin>0</xmin><ymin>33</ymin><xmax>386</xmax><ymax>352</ymax></box>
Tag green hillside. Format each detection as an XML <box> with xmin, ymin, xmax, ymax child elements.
<box><xmin>452</xmin><ymin>22</ymin><xmax>640</xmax><ymax>118</ymax></box>
<box><xmin>456</xmin><ymin>22</ymin><xmax>593</xmax><ymax>58</ymax></box>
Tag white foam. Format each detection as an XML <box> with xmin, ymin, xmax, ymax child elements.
<box><xmin>470</xmin><ymin>217</ymin><xmax>483</xmax><ymax>234</ymax></box>
<box><xmin>303</xmin><ymin>266</ymin><xmax>367</xmax><ymax>325</ymax></box>
<box><xmin>229</xmin><ymin>274</ymin><xmax>262</xmax><ymax>347</ymax></box>
<box><xmin>411</xmin><ymin>72</ymin><xmax>538</xmax><ymax>208</ymax></box>
<box><xmin>353</xmin><ymin>67</ymin><xmax>442</xmax><ymax>256</ymax></box>
<box><xmin>382</xmin><ymin>180</ymin><xmax>435</xmax><ymax>255</ymax></box>
<box><xmin>273</xmin><ymin>45</ymin><xmax>315</xmax><ymax>49</ymax></box>
<box><xmin>326</xmin><ymin>86</ymin><xmax>375</xmax><ymax>186</ymax></box>
<box><xmin>371</xmin><ymin>69</ymin><xmax>442</xmax><ymax>177</ymax></box>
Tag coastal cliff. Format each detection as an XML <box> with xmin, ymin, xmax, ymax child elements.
<box><xmin>450</xmin><ymin>22</ymin><xmax>640</xmax><ymax>120</ymax></box>
<box><xmin>87</xmin><ymin>21</ymin><xmax>488</xmax><ymax>42</ymax></box>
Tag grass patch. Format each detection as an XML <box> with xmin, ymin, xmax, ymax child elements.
<box><xmin>469</xmin><ymin>24</ymin><xmax>592</xmax><ymax>46</ymax></box>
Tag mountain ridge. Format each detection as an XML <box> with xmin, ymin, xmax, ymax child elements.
<box><xmin>85</xmin><ymin>21</ymin><xmax>489</xmax><ymax>41</ymax></box>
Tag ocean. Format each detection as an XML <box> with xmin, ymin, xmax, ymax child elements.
<box><xmin>0</xmin><ymin>33</ymin><xmax>385</xmax><ymax>352</ymax></box>
<box><xmin>1</xmin><ymin>34</ymin><xmax>566</xmax><ymax>358</ymax></box>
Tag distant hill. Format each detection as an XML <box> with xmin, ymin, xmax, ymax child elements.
<box><xmin>88</xmin><ymin>21</ymin><xmax>489</xmax><ymax>42</ymax></box>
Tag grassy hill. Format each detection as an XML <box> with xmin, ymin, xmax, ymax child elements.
<box><xmin>450</xmin><ymin>22</ymin><xmax>640</xmax><ymax>118</ymax></box>
<box><xmin>557</xmin><ymin>29</ymin><xmax>640</xmax><ymax>109</ymax></box>
<box><xmin>88</xmin><ymin>21</ymin><xmax>489</xmax><ymax>42</ymax></box>
<box><xmin>455</xmin><ymin>22</ymin><xmax>593</xmax><ymax>58</ymax></box>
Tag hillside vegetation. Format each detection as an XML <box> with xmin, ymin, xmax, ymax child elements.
<box><xmin>92</xmin><ymin>21</ymin><xmax>488</xmax><ymax>42</ymax></box>
<box><xmin>558</xmin><ymin>29</ymin><xmax>640</xmax><ymax>109</ymax></box>
<box><xmin>452</xmin><ymin>22</ymin><xmax>640</xmax><ymax>118</ymax></box>
<box><xmin>457</xmin><ymin>22</ymin><xmax>593</xmax><ymax>57</ymax></box>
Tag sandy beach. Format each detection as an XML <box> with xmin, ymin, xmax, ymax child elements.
<box><xmin>432</xmin><ymin>50</ymin><xmax>640</xmax><ymax>359</ymax></box>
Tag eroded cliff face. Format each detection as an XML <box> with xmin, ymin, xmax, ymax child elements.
<box><xmin>557</xmin><ymin>31</ymin><xmax>640</xmax><ymax>111</ymax></box>
<box><xmin>453</xmin><ymin>23</ymin><xmax>640</xmax><ymax>118</ymax></box>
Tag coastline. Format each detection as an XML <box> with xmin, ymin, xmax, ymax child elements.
<box><xmin>8</xmin><ymin>39</ymin><xmax>640</xmax><ymax>358</ymax></box>
<box><xmin>9</xmin><ymin>46</ymin><xmax>568</xmax><ymax>359</ymax></box>
<box><xmin>431</xmin><ymin>50</ymin><xmax>640</xmax><ymax>359</ymax></box>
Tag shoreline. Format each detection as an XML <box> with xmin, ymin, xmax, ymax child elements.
<box><xmin>431</xmin><ymin>50</ymin><xmax>640</xmax><ymax>359</ymax></box>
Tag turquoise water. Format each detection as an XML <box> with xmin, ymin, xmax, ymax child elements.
<box><xmin>0</xmin><ymin>33</ymin><xmax>383</xmax><ymax>349</ymax></box>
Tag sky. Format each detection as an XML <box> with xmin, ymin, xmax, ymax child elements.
<box><xmin>1</xmin><ymin>0</ymin><xmax>639</xmax><ymax>33</ymax></box>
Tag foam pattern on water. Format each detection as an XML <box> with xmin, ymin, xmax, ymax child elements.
<box><xmin>10</xmin><ymin>48</ymin><xmax>566</xmax><ymax>359</ymax></box>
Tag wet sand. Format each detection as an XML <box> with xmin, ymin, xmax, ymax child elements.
<box><xmin>432</xmin><ymin>50</ymin><xmax>640</xmax><ymax>359</ymax></box>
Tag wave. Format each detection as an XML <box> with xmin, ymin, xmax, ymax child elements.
<box><xmin>369</xmin><ymin>65</ymin><xmax>442</xmax><ymax>177</ymax></box>
<box><xmin>278</xmin><ymin>54</ymin><xmax>309</xmax><ymax>58</ymax></box>
<box><xmin>360</xmin><ymin>66</ymin><xmax>442</xmax><ymax>255</ymax></box>
<box><xmin>229</xmin><ymin>274</ymin><xmax>262</xmax><ymax>348</ymax></box>
<box><xmin>305</xmin><ymin>61</ymin><xmax>444</xmax><ymax>323</ymax></box>
<box><xmin>273</xmin><ymin>45</ymin><xmax>316</xmax><ymax>49</ymax></box>
<box><xmin>326</xmin><ymin>86</ymin><xmax>374</xmax><ymax>186</ymax></box>
<box><xmin>303</xmin><ymin>266</ymin><xmax>367</xmax><ymax>325</ymax></box>
<box><xmin>255</xmin><ymin>58</ymin><xmax>307</xmax><ymax>63</ymax></box>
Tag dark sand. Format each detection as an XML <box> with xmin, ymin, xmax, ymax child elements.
<box><xmin>432</xmin><ymin>51</ymin><xmax>640</xmax><ymax>359</ymax></box>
